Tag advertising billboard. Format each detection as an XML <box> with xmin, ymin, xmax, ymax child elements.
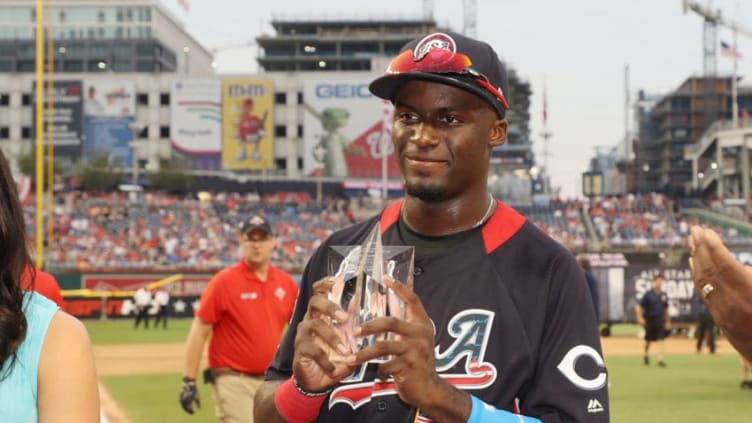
<box><xmin>303</xmin><ymin>79</ymin><xmax>400</xmax><ymax>179</ymax></box>
<box><xmin>82</xmin><ymin>79</ymin><xmax>135</xmax><ymax>168</ymax></box>
<box><xmin>221</xmin><ymin>78</ymin><xmax>274</xmax><ymax>170</ymax></box>
<box><xmin>623</xmin><ymin>267</ymin><xmax>696</xmax><ymax>323</ymax></box>
<box><xmin>31</xmin><ymin>79</ymin><xmax>83</xmax><ymax>158</ymax></box>
<box><xmin>170</xmin><ymin>79</ymin><xmax>222</xmax><ymax>169</ymax></box>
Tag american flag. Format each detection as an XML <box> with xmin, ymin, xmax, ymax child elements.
<box><xmin>721</xmin><ymin>40</ymin><xmax>742</xmax><ymax>58</ymax></box>
<box><xmin>177</xmin><ymin>0</ymin><xmax>190</xmax><ymax>13</ymax></box>
<box><xmin>414</xmin><ymin>411</ymin><xmax>433</xmax><ymax>423</ymax></box>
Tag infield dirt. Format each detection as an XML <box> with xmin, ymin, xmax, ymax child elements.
<box><xmin>94</xmin><ymin>336</ymin><xmax>736</xmax><ymax>376</ymax></box>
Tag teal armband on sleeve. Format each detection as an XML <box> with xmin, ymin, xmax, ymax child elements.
<box><xmin>467</xmin><ymin>396</ymin><xmax>543</xmax><ymax>423</ymax></box>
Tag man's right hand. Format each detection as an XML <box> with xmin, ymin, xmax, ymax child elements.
<box><xmin>292</xmin><ymin>277</ymin><xmax>357</xmax><ymax>393</ymax></box>
<box><xmin>179</xmin><ymin>376</ymin><xmax>201</xmax><ymax>414</ymax></box>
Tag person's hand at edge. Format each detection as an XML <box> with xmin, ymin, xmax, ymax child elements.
<box><xmin>688</xmin><ymin>225</ymin><xmax>752</xmax><ymax>360</ymax></box>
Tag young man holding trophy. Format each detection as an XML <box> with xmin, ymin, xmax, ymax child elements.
<box><xmin>255</xmin><ymin>31</ymin><xmax>608</xmax><ymax>423</ymax></box>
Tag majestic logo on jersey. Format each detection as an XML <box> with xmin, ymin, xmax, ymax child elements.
<box><xmin>556</xmin><ymin>345</ymin><xmax>607</xmax><ymax>391</ymax></box>
<box><xmin>587</xmin><ymin>398</ymin><xmax>605</xmax><ymax>414</ymax></box>
<box><xmin>329</xmin><ymin>309</ymin><xmax>497</xmax><ymax>410</ymax></box>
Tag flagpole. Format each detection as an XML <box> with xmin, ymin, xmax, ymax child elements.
<box><xmin>542</xmin><ymin>81</ymin><xmax>548</xmax><ymax>174</ymax></box>
<box><xmin>732</xmin><ymin>28</ymin><xmax>739</xmax><ymax>129</ymax></box>
<box><xmin>380</xmin><ymin>100</ymin><xmax>391</xmax><ymax>206</ymax></box>
<box><xmin>540</xmin><ymin>79</ymin><xmax>552</xmax><ymax>195</ymax></box>
<box><xmin>624</xmin><ymin>64</ymin><xmax>630</xmax><ymax>160</ymax></box>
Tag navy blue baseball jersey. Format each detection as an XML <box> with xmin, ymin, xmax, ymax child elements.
<box><xmin>266</xmin><ymin>200</ymin><xmax>609</xmax><ymax>422</ymax></box>
<box><xmin>640</xmin><ymin>289</ymin><xmax>669</xmax><ymax>319</ymax></box>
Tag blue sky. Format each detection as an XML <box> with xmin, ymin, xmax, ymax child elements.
<box><xmin>161</xmin><ymin>0</ymin><xmax>752</xmax><ymax>198</ymax></box>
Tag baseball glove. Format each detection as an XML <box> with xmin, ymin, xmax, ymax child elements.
<box><xmin>179</xmin><ymin>376</ymin><xmax>201</xmax><ymax>414</ymax></box>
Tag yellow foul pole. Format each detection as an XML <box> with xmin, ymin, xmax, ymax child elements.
<box><xmin>46</xmin><ymin>2</ymin><xmax>54</xmax><ymax>247</ymax></box>
<box><xmin>35</xmin><ymin>0</ymin><xmax>45</xmax><ymax>269</ymax></box>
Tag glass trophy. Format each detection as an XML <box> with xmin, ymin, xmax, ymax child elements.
<box><xmin>326</xmin><ymin>223</ymin><xmax>415</xmax><ymax>362</ymax></box>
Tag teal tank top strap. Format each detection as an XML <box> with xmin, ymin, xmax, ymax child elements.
<box><xmin>0</xmin><ymin>292</ymin><xmax>59</xmax><ymax>420</ymax></box>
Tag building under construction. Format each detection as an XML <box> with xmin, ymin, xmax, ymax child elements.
<box><xmin>256</xmin><ymin>16</ymin><xmax>533</xmax><ymax>171</ymax></box>
<box><xmin>635</xmin><ymin>76</ymin><xmax>752</xmax><ymax>196</ymax></box>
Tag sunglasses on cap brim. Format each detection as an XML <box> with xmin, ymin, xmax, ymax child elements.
<box><xmin>386</xmin><ymin>48</ymin><xmax>510</xmax><ymax>110</ymax></box>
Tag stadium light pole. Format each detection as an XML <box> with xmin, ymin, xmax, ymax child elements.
<box><xmin>46</xmin><ymin>20</ymin><xmax>55</xmax><ymax>253</ymax></box>
<box><xmin>34</xmin><ymin>0</ymin><xmax>45</xmax><ymax>269</ymax></box>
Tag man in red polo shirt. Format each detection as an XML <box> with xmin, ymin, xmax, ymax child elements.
<box><xmin>180</xmin><ymin>215</ymin><xmax>298</xmax><ymax>422</ymax></box>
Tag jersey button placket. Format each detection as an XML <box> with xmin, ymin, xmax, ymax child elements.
<box><xmin>413</xmin><ymin>265</ymin><xmax>424</xmax><ymax>276</ymax></box>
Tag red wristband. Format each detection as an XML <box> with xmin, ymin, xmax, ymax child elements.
<box><xmin>274</xmin><ymin>378</ymin><xmax>328</xmax><ymax>423</ymax></box>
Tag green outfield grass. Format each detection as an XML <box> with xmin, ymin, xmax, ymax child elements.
<box><xmin>607</xmin><ymin>323</ymin><xmax>641</xmax><ymax>337</ymax></box>
<box><xmin>84</xmin><ymin>318</ymin><xmax>193</xmax><ymax>345</ymax></box>
<box><xmin>100</xmin><ymin>353</ymin><xmax>752</xmax><ymax>423</ymax></box>
<box><xmin>607</xmin><ymin>354</ymin><xmax>752</xmax><ymax>422</ymax></box>
<box><xmin>101</xmin><ymin>373</ymin><xmax>217</xmax><ymax>423</ymax></box>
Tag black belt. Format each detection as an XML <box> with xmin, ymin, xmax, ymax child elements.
<box><xmin>212</xmin><ymin>367</ymin><xmax>262</xmax><ymax>378</ymax></box>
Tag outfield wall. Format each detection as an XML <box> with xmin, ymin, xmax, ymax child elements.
<box><xmin>56</xmin><ymin>265</ymin><xmax>700</xmax><ymax>323</ymax></box>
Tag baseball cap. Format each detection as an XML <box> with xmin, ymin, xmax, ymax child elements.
<box><xmin>239</xmin><ymin>215</ymin><xmax>273</xmax><ymax>236</ymax></box>
<box><xmin>369</xmin><ymin>31</ymin><xmax>509</xmax><ymax>118</ymax></box>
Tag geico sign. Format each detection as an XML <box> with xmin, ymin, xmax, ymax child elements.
<box><xmin>315</xmin><ymin>84</ymin><xmax>372</xmax><ymax>99</ymax></box>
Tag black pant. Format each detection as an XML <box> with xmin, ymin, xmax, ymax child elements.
<box><xmin>696</xmin><ymin>313</ymin><xmax>716</xmax><ymax>353</ymax></box>
<box><xmin>154</xmin><ymin>306</ymin><xmax>168</xmax><ymax>329</ymax></box>
<box><xmin>134</xmin><ymin>307</ymin><xmax>150</xmax><ymax>328</ymax></box>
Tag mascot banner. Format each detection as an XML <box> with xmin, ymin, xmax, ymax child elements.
<box><xmin>221</xmin><ymin>78</ymin><xmax>274</xmax><ymax>170</ymax></box>
<box><xmin>303</xmin><ymin>78</ymin><xmax>400</xmax><ymax>179</ymax></box>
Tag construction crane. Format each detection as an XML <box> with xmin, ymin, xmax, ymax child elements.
<box><xmin>683</xmin><ymin>0</ymin><xmax>752</xmax><ymax>126</ymax></box>
<box><xmin>463</xmin><ymin>0</ymin><xmax>477</xmax><ymax>38</ymax></box>
<box><xmin>423</xmin><ymin>0</ymin><xmax>434</xmax><ymax>19</ymax></box>
<box><xmin>421</xmin><ymin>0</ymin><xmax>477</xmax><ymax>38</ymax></box>
<box><xmin>682</xmin><ymin>0</ymin><xmax>752</xmax><ymax>76</ymax></box>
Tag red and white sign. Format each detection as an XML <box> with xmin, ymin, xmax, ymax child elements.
<box><xmin>82</xmin><ymin>273</ymin><xmax>212</xmax><ymax>295</ymax></box>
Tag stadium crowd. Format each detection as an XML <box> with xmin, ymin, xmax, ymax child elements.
<box><xmin>27</xmin><ymin>191</ymin><xmax>355</xmax><ymax>273</ymax></box>
<box><xmin>22</xmin><ymin>190</ymin><xmax>752</xmax><ymax>273</ymax></box>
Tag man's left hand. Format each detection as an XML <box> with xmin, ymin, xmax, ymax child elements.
<box><xmin>350</xmin><ymin>277</ymin><xmax>451</xmax><ymax>411</ymax></box>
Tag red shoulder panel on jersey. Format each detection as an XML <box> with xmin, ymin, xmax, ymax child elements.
<box><xmin>380</xmin><ymin>199</ymin><xmax>403</xmax><ymax>233</ymax></box>
<box><xmin>482</xmin><ymin>200</ymin><xmax>526</xmax><ymax>254</ymax></box>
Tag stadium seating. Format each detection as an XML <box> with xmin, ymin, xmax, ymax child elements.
<box><xmin>25</xmin><ymin>191</ymin><xmax>752</xmax><ymax>273</ymax></box>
